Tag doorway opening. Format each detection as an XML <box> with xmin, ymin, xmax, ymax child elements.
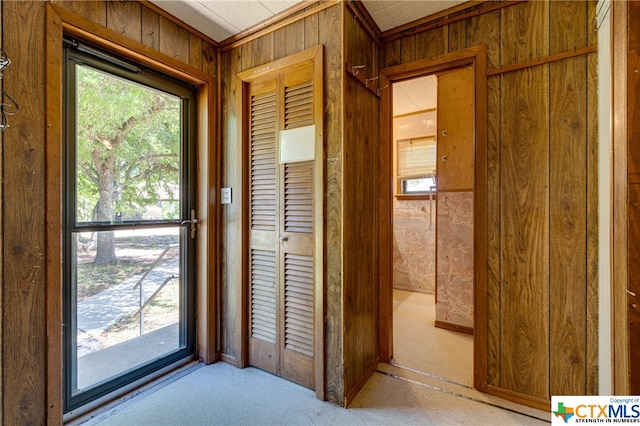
<box><xmin>378</xmin><ymin>46</ymin><xmax>488</xmax><ymax>392</ymax></box>
<box><xmin>390</xmin><ymin>69</ymin><xmax>474</xmax><ymax>387</ymax></box>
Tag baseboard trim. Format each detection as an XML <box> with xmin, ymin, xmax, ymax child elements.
<box><xmin>219</xmin><ymin>353</ymin><xmax>241</xmax><ymax>368</ymax></box>
<box><xmin>486</xmin><ymin>384</ymin><xmax>551</xmax><ymax>412</ymax></box>
<box><xmin>434</xmin><ymin>320</ymin><xmax>474</xmax><ymax>335</ymax></box>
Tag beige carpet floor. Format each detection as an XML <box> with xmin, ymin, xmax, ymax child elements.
<box><xmin>74</xmin><ymin>290</ymin><xmax>550</xmax><ymax>425</ymax></box>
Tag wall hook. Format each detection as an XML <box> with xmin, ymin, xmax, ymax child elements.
<box><xmin>0</xmin><ymin>49</ymin><xmax>19</xmax><ymax>132</ymax></box>
<box><xmin>365</xmin><ymin>75</ymin><xmax>378</xmax><ymax>88</ymax></box>
<box><xmin>350</xmin><ymin>64</ymin><xmax>365</xmax><ymax>76</ymax></box>
<box><xmin>0</xmin><ymin>49</ymin><xmax>10</xmax><ymax>73</ymax></box>
<box><xmin>376</xmin><ymin>84</ymin><xmax>388</xmax><ymax>96</ymax></box>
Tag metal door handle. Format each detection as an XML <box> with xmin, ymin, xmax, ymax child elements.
<box><xmin>181</xmin><ymin>209</ymin><xmax>198</xmax><ymax>238</ymax></box>
<box><xmin>279</xmin><ymin>236</ymin><xmax>288</xmax><ymax>243</ymax></box>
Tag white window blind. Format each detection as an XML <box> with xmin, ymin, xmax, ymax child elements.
<box><xmin>397</xmin><ymin>137</ymin><xmax>436</xmax><ymax>181</ymax></box>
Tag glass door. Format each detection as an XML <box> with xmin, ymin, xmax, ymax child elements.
<box><xmin>63</xmin><ymin>41</ymin><xmax>196</xmax><ymax>412</ymax></box>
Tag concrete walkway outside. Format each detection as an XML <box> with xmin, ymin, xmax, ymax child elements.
<box><xmin>77</xmin><ymin>256</ymin><xmax>179</xmax><ymax>340</ymax></box>
<box><xmin>74</xmin><ymin>254</ymin><xmax>181</xmax><ymax>389</ymax></box>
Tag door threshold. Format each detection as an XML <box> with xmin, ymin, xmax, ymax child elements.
<box><xmin>65</xmin><ymin>357</ymin><xmax>199</xmax><ymax>425</ymax></box>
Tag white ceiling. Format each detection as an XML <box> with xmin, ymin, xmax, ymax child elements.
<box><xmin>362</xmin><ymin>0</ymin><xmax>466</xmax><ymax>32</ymax></box>
<box><xmin>149</xmin><ymin>1</ymin><xmax>455</xmax><ymax>116</ymax></box>
<box><xmin>393</xmin><ymin>75</ymin><xmax>437</xmax><ymax>140</ymax></box>
<box><xmin>149</xmin><ymin>0</ymin><xmax>300</xmax><ymax>42</ymax></box>
<box><xmin>393</xmin><ymin>75</ymin><xmax>437</xmax><ymax>116</ymax></box>
<box><xmin>149</xmin><ymin>0</ymin><xmax>468</xmax><ymax>43</ymax></box>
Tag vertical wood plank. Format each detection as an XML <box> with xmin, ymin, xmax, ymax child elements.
<box><xmin>229</xmin><ymin>42</ymin><xmax>253</xmax><ymax>367</ymax></box>
<box><xmin>500</xmin><ymin>67</ymin><xmax>550</xmax><ymax>399</ymax></box>
<box><xmin>202</xmin><ymin>41</ymin><xmax>217</xmax><ymax>76</ymax></box>
<box><xmin>274</xmin><ymin>27</ymin><xmax>287</xmax><ymax>60</ymax></box>
<box><xmin>448</xmin><ymin>20</ymin><xmax>466</xmax><ymax>52</ymax></box>
<box><xmin>500</xmin><ymin>1</ymin><xmax>549</xmax><ymax>66</ymax></box>
<box><xmin>415</xmin><ymin>27</ymin><xmax>447</xmax><ymax>60</ymax></box>
<box><xmin>449</xmin><ymin>2</ymin><xmax>485</xmax><ymax>52</ymax></box>
<box><xmin>141</xmin><ymin>5</ymin><xmax>160</xmax><ymax>50</ymax></box>
<box><xmin>304</xmin><ymin>13</ymin><xmax>319</xmax><ymax>50</ymax></box>
<box><xmin>467</xmin><ymin>9</ymin><xmax>501</xmax><ymax>69</ymax></box>
<box><xmin>400</xmin><ymin>35</ymin><xmax>415</xmax><ymax>63</ymax></box>
<box><xmin>241</xmin><ymin>42</ymin><xmax>253</xmax><ymax>72</ymax></box>
<box><xmin>549</xmin><ymin>0</ymin><xmax>589</xmax><ymax>397</ymax></box>
<box><xmin>222</xmin><ymin>47</ymin><xmax>243</xmax><ymax>362</ymax></box>
<box><xmin>106</xmin><ymin>0</ymin><xmax>141</xmax><ymax>42</ymax></box>
<box><xmin>189</xmin><ymin>34</ymin><xmax>203</xmax><ymax>71</ymax></box>
<box><xmin>344</xmin><ymin>9</ymin><xmax>356</xmax><ymax>66</ymax></box>
<box><xmin>319</xmin><ymin>3</ymin><xmax>344</xmax><ymax>406</ymax></box>
<box><xmin>286</xmin><ymin>19</ymin><xmax>305</xmax><ymax>57</ymax></box>
<box><xmin>3</xmin><ymin>1</ymin><xmax>47</xmax><ymax>424</ymax></box>
<box><xmin>159</xmin><ymin>15</ymin><xmax>189</xmax><ymax>64</ymax></box>
<box><xmin>379</xmin><ymin>70</ymin><xmax>393</xmax><ymax>363</ymax></box>
<box><xmin>550</xmin><ymin>1</ymin><xmax>588</xmax><ymax>54</ymax></box>
<box><xmin>253</xmin><ymin>32</ymin><xmax>274</xmax><ymax>67</ymax></box>
<box><xmin>344</xmin><ymin>3</ymin><xmax>356</xmax><ymax>396</ymax></box>
<box><xmin>499</xmin><ymin>0</ymin><xmax>550</xmax><ymax>401</ymax></box>
<box><xmin>381</xmin><ymin>39</ymin><xmax>401</xmax><ymax>68</ymax></box>
<box><xmin>52</xmin><ymin>0</ymin><xmax>106</xmax><ymax>26</ymax></box>
<box><xmin>549</xmin><ymin>55</ymin><xmax>588</xmax><ymax>395</ymax></box>
<box><xmin>465</xmin><ymin>6</ymin><xmax>502</xmax><ymax>386</ymax></box>
<box><xmin>343</xmin><ymin>72</ymin><xmax>357</xmax><ymax>395</ymax></box>
<box><xmin>585</xmin><ymin>0</ymin><xmax>598</xmax><ymax>393</ymax></box>
<box><xmin>219</xmin><ymin>49</ymin><xmax>230</xmax><ymax>358</ymax></box>
<box><xmin>586</xmin><ymin>49</ymin><xmax>599</xmax><ymax>395</ymax></box>
<box><xmin>486</xmin><ymin>73</ymin><xmax>502</xmax><ymax>387</ymax></box>
<box><xmin>45</xmin><ymin>4</ymin><xmax>65</xmax><ymax>420</ymax></box>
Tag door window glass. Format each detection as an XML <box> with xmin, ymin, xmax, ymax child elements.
<box><xmin>63</xmin><ymin>41</ymin><xmax>196</xmax><ymax>413</ymax></box>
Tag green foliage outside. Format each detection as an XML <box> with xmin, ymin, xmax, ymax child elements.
<box><xmin>76</xmin><ymin>65</ymin><xmax>181</xmax><ymax>264</ymax></box>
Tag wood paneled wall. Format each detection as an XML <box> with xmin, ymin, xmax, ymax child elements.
<box><xmin>342</xmin><ymin>6</ymin><xmax>381</xmax><ymax>404</ymax></box>
<box><xmin>51</xmin><ymin>0</ymin><xmax>217</xmax><ymax>74</ymax></box>
<box><xmin>3</xmin><ymin>2</ymin><xmax>48</xmax><ymax>423</ymax></box>
<box><xmin>1</xmin><ymin>1</ymin><xmax>216</xmax><ymax>423</ymax></box>
<box><xmin>219</xmin><ymin>3</ymin><xmax>346</xmax><ymax>404</ymax></box>
<box><xmin>382</xmin><ymin>0</ymin><xmax>598</xmax><ymax>405</ymax></box>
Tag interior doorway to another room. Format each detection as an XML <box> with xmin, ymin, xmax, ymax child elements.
<box><xmin>389</xmin><ymin>66</ymin><xmax>475</xmax><ymax>388</ymax></box>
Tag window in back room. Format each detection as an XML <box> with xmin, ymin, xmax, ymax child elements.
<box><xmin>393</xmin><ymin>75</ymin><xmax>437</xmax><ymax>197</ymax></box>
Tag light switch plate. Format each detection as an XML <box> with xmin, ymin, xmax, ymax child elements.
<box><xmin>221</xmin><ymin>187</ymin><xmax>232</xmax><ymax>204</ymax></box>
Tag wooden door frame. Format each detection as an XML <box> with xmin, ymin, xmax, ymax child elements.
<box><xmin>236</xmin><ymin>45</ymin><xmax>325</xmax><ymax>399</ymax></box>
<box><xmin>378</xmin><ymin>45</ymin><xmax>489</xmax><ymax>391</ymax></box>
<box><xmin>45</xmin><ymin>4</ymin><xmax>218</xmax><ymax>421</ymax></box>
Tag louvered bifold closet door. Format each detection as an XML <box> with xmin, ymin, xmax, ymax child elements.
<box><xmin>246</xmin><ymin>58</ymin><xmax>319</xmax><ymax>390</ymax></box>
<box><xmin>278</xmin><ymin>66</ymin><xmax>316</xmax><ymax>389</ymax></box>
<box><xmin>248</xmin><ymin>78</ymin><xmax>279</xmax><ymax>376</ymax></box>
